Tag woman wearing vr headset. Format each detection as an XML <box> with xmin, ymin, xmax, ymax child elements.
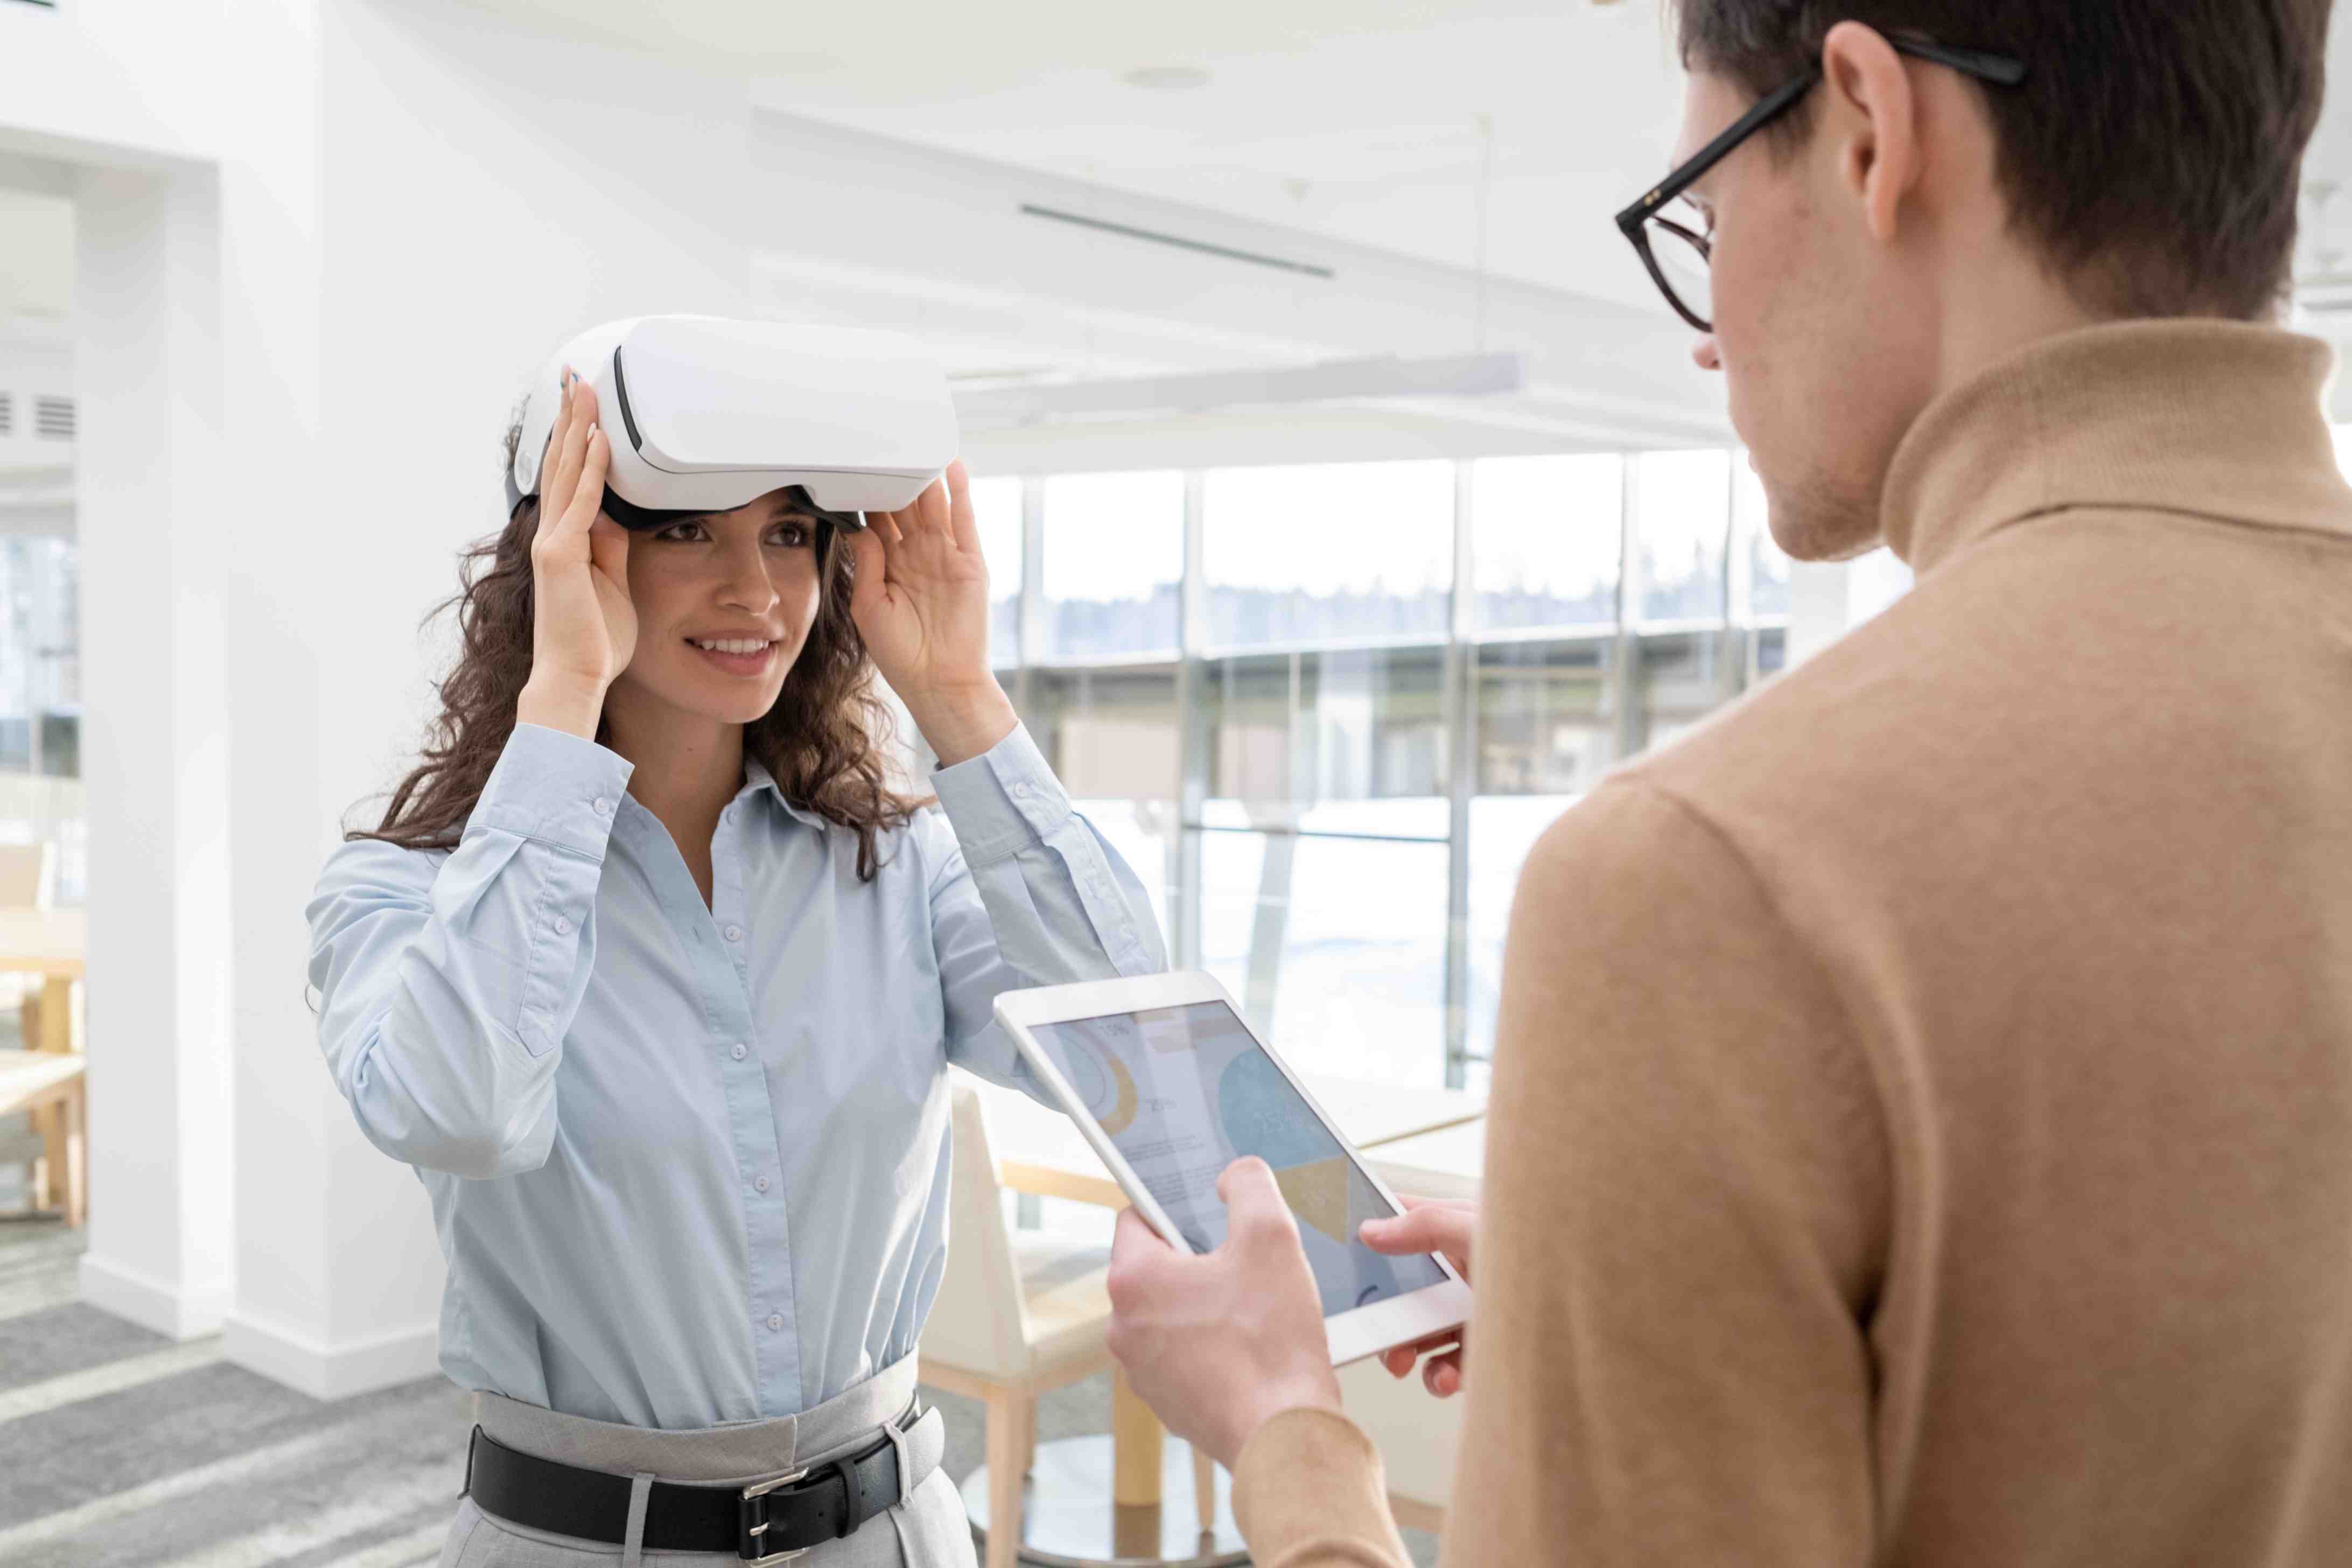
<box><xmin>306</xmin><ymin>352</ymin><xmax>1164</xmax><ymax>1566</ymax></box>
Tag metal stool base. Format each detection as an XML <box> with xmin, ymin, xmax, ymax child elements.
<box><xmin>961</xmin><ymin>1433</ymin><xmax>1249</xmax><ymax>1567</ymax></box>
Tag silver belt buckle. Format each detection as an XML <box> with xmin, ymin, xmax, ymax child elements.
<box><xmin>739</xmin><ymin>1465</ymin><xmax>812</xmax><ymax>1566</ymax></box>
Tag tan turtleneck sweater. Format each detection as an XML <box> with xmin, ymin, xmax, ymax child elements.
<box><xmin>1230</xmin><ymin>321</ymin><xmax>2352</xmax><ymax>1568</ymax></box>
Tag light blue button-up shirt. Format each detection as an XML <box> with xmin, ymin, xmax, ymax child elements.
<box><xmin>306</xmin><ymin>721</ymin><xmax>1164</xmax><ymax>1429</ymax></box>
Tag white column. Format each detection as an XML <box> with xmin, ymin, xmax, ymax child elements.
<box><xmin>223</xmin><ymin>0</ymin><xmax>765</xmax><ymax>1399</ymax></box>
<box><xmin>72</xmin><ymin>166</ymin><xmax>239</xmax><ymax>1340</ymax></box>
<box><xmin>209</xmin><ymin>0</ymin><xmax>446</xmax><ymax>1401</ymax></box>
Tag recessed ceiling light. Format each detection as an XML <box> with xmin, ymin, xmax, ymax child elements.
<box><xmin>1124</xmin><ymin>65</ymin><xmax>1212</xmax><ymax>91</ymax></box>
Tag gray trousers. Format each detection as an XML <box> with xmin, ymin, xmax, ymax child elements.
<box><xmin>435</xmin><ymin>1355</ymin><xmax>974</xmax><ymax>1568</ymax></box>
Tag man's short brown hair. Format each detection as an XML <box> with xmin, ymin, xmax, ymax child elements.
<box><xmin>1674</xmin><ymin>1</ymin><xmax>2333</xmax><ymax>320</ymax></box>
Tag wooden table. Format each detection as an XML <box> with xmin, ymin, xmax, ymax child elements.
<box><xmin>975</xmin><ymin>1070</ymin><xmax>1486</xmax><ymax>1521</ymax></box>
<box><xmin>0</xmin><ymin>907</ymin><xmax>86</xmax><ymax>1219</ymax></box>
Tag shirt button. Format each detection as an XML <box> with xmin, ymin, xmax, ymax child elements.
<box><xmin>592</xmin><ymin>797</ymin><xmax>611</xmax><ymax>816</ymax></box>
<box><xmin>755</xmin><ymin>1175</ymin><xmax>769</xmax><ymax>1193</ymax></box>
<box><xmin>766</xmin><ymin>1313</ymin><xmax>783</xmax><ymax>1331</ymax></box>
<box><xmin>724</xmin><ymin>924</ymin><xmax>743</xmax><ymax>942</ymax></box>
<box><xmin>553</xmin><ymin>916</ymin><xmax>572</xmax><ymax>936</ymax></box>
<box><xmin>731</xmin><ymin>1043</ymin><xmax>747</xmax><ymax>1061</ymax></box>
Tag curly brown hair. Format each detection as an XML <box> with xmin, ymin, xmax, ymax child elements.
<box><xmin>348</xmin><ymin>427</ymin><xmax>925</xmax><ymax>880</ymax></box>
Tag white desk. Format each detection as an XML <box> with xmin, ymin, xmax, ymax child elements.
<box><xmin>1364</xmin><ymin>1118</ymin><xmax>1486</xmax><ymax>1203</ymax></box>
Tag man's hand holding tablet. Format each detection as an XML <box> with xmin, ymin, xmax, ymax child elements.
<box><xmin>991</xmin><ymin>971</ymin><xmax>1474</xmax><ymax>1469</ymax></box>
<box><xmin>1103</xmin><ymin>1157</ymin><xmax>1346</xmax><ymax>1468</ymax></box>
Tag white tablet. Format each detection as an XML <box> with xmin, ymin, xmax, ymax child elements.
<box><xmin>993</xmin><ymin>970</ymin><xmax>1472</xmax><ymax>1368</ymax></box>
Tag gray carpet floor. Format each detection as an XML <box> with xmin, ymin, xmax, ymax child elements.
<box><xmin>0</xmin><ymin>1191</ymin><xmax>1437</xmax><ymax>1567</ymax></box>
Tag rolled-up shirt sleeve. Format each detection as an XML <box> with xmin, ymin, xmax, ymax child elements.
<box><xmin>925</xmin><ymin>722</ymin><xmax>1167</xmax><ymax>1089</ymax></box>
<box><xmin>306</xmin><ymin>723</ymin><xmax>634</xmax><ymax>1178</ymax></box>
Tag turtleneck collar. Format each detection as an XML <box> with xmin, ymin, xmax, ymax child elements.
<box><xmin>1878</xmin><ymin>318</ymin><xmax>2352</xmax><ymax>576</ymax></box>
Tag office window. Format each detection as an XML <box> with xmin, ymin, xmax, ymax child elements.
<box><xmin>1636</xmin><ymin>449</ymin><xmax>1730</xmax><ymax>624</ymax></box>
<box><xmin>968</xmin><ymin>474</ymin><xmax>1023</xmax><ymax>668</ymax></box>
<box><xmin>0</xmin><ymin>538</ymin><xmax>81</xmax><ymax>904</ymax></box>
<box><xmin>1026</xmin><ymin>664</ymin><xmax>1179</xmax><ymax>943</ymax></box>
<box><xmin>1735</xmin><ymin>459</ymin><xmax>1792</xmax><ymax>618</ymax></box>
<box><xmin>1041</xmin><ymin>471</ymin><xmax>1181</xmax><ymax>658</ymax></box>
<box><xmin>1199</xmin><ymin>828</ymin><xmax>1450</xmax><ymax>1088</ymax></box>
<box><xmin>1471</xmin><ymin>454</ymin><xmax>1622</xmax><ymax>632</ymax></box>
<box><xmin>1466</xmin><ymin>636</ymin><xmax>1613</xmax><ymax>1066</ymax></box>
<box><xmin>990</xmin><ymin>444</ymin><xmax>1800</xmax><ymax>1089</ymax></box>
<box><xmin>1193</xmin><ymin>646</ymin><xmax>1449</xmax><ymax>1086</ymax></box>
<box><xmin>1202</xmin><ymin>460</ymin><xmax>1452</xmax><ymax>647</ymax></box>
<box><xmin>1634</xmin><ymin>629</ymin><xmax>1739</xmax><ymax>752</ymax></box>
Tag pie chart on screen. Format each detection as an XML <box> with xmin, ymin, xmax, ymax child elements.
<box><xmin>1063</xmin><ymin>1043</ymin><xmax>1140</xmax><ymax>1137</ymax></box>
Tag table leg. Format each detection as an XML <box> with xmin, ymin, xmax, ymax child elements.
<box><xmin>62</xmin><ymin>1079</ymin><xmax>85</xmax><ymax>1228</ymax></box>
<box><xmin>39</xmin><ymin>976</ymin><xmax>72</xmax><ymax>1053</ymax></box>
<box><xmin>1111</xmin><ymin>1365</ymin><xmax>1165</xmax><ymax>1507</ymax></box>
<box><xmin>32</xmin><ymin>976</ymin><xmax>74</xmax><ymax>1220</ymax></box>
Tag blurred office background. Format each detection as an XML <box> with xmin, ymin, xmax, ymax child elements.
<box><xmin>5</xmin><ymin>3</ymin><xmax>2352</xmax><ymax>1564</ymax></box>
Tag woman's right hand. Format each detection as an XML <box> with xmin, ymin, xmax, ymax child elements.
<box><xmin>519</xmin><ymin>369</ymin><xmax>635</xmax><ymax>738</ymax></box>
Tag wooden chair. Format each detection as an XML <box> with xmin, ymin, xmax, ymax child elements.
<box><xmin>0</xmin><ymin>1048</ymin><xmax>85</xmax><ymax>1226</ymax></box>
<box><xmin>0</xmin><ymin>840</ymin><xmax>57</xmax><ymax>909</ymax></box>
<box><xmin>0</xmin><ymin>841</ymin><xmax>64</xmax><ymax>1215</ymax></box>
<box><xmin>0</xmin><ymin>840</ymin><xmax>57</xmax><ymax>1023</ymax></box>
<box><xmin>921</xmin><ymin>1077</ymin><xmax>1163</xmax><ymax>1568</ymax></box>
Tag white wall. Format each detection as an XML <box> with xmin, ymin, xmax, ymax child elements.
<box><xmin>0</xmin><ymin>0</ymin><xmax>226</xmax><ymax>170</ymax></box>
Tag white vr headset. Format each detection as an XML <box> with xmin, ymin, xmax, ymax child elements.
<box><xmin>506</xmin><ymin>316</ymin><xmax>959</xmax><ymax>531</ymax></box>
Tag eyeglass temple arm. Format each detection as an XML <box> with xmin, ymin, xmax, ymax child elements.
<box><xmin>1612</xmin><ymin>38</ymin><xmax>2024</xmax><ymax>236</ymax></box>
<box><xmin>1612</xmin><ymin>65</ymin><xmax>1819</xmax><ymax>234</ymax></box>
<box><xmin>1887</xmin><ymin>37</ymin><xmax>2027</xmax><ymax>87</ymax></box>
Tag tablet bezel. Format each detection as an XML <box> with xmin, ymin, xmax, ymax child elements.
<box><xmin>993</xmin><ymin>970</ymin><xmax>1473</xmax><ymax>1368</ymax></box>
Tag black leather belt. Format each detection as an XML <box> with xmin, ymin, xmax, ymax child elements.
<box><xmin>464</xmin><ymin>1403</ymin><xmax>920</xmax><ymax>1564</ymax></box>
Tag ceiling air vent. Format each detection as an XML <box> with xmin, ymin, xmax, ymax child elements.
<box><xmin>0</xmin><ymin>393</ymin><xmax>12</xmax><ymax>437</ymax></box>
<box><xmin>32</xmin><ymin>397</ymin><xmax>74</xmax><ymax>441</ymax></box>
<box><xmin>1019</xmin><ymin>204</ymin><xmax>1335</xmax><ymax>279</ymax></box>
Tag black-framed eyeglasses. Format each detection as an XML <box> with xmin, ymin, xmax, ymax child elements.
<box><xmin>1614</xmin><ymin>38</ymin><xmax>2027</xmax><ymax>333</ymax></box>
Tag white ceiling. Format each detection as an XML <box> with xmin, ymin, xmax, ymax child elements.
<box><xmin>13</xmin><ymin>2</ymin><xmax>2352</xmax><ymax>380</ymax></box>
<box><xmin>439</xmin><ymin>0</ymin><xmax>2352</xmax><ymax>313</ymax></box>
<box><xmin>452</xmin><ymin>0</ymin><xmax>1690</xmax><ymax>308</ymax></box>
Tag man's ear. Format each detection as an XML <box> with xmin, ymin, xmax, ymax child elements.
<box><xmin>1819</xmin><ymin>20</ymin><xmax>1922</xmax><ymax>246</ymax></box>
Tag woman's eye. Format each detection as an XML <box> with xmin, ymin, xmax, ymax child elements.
<box><xmin>771</xmin><ymin>521</ymin><xmax>813</xmax><ymax>548</ymax></box>
<box><xmin>655</xmin><ymin>521</ymin><xmax>708</xmax><ymax>542</ymax></box>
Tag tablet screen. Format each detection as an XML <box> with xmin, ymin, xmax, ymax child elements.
<box><xmin>1025</xmin><ymin>1000</ymin><xmax>1448</xmax><ymax>1314</ymax></box>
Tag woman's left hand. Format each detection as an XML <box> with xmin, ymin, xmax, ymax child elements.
<box><xmin>847</xmin><ymin>459</ymin><xmax>1018</xmax><ymax>767</ymax></box>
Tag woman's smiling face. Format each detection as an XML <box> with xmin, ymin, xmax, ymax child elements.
<box><xmin>608</xmin><ymin>488</ymin><xmax>827</xmax><ymax>727</ymax></box>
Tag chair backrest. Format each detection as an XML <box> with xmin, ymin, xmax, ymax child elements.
<box><xmin>0</xmin><ymin>842</ymin><xmax>54</xmax><ymax>909</ymax></box>
<box><xmin>918</xmin><ymin>1077</ymin><xmax>1035</xmax><ymax>1380</ymax></box>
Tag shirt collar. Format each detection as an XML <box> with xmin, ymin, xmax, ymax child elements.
<box><xmin>738</xmin><ymin>751</ymin><xmax>831</xmax><ymax>831</ymax></box>
<box><xmin>1880</xmin><ymin>318</ymin><xmax>2352</xmax><ymax>576</ymax></box>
